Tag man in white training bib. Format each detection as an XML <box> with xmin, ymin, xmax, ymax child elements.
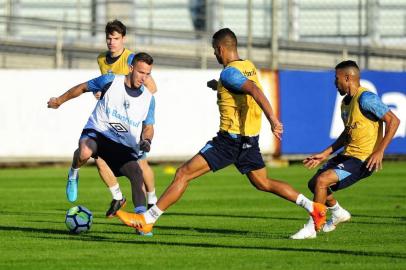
<box><xmin>48</xmin><ymin>52</ymin><xmax>155</xmax><ymax>222</ymax></box>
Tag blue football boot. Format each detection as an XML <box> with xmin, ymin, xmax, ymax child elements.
<box><xmin>66</xmin><ymin>174</ymin><xmax>78</xmax><ymax>202</ymax></box>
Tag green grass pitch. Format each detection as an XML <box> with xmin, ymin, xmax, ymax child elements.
<box><xmin>0</xmin><ymin>161</ymin><xmax>405</xmax><ymax>269</ymax></box>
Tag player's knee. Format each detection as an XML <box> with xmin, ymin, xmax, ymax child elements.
<box><xmin>174</xmin><ymin>167</ymin><xmax>185</xmax><ymax>181</ymax></box>
<box><xmin>78</xmin><ymin>148</ymin><xmax>92</xmax><ymax>163</ymax></box>
<box><xmin>173</xmin><ymin>166</ymin><xmax>192</xmax><ymax>185</ymax></box>
<box><xmin>314</xmin><ymin>175</ymin><xmax>330</xmax><ymax>189</ymax></box>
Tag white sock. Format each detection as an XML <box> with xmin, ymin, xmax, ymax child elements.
<box><xmin>147</xmin><ymin>189</ymin><xmax>157</xmax><ymax>205</ymax></box>
<box><xmin>144</xmin><ymin>205</ymin><xmax>163</xmax><ymax>224</ymax></box>
<box><xmin>295</xmin><ymin>194</ymin><xmax>314</xmax><ymax>213</ymax></box>
<box><xmin>109</xmin><ymin>184</ymin><xmax>123</xmax><ymax>200</ymax></box>
<box><xmin>68</xmin><ymin>167</ymin><xmax>80</xmax><ymax>179</ymax></box>
<box><xmin>328</xmin><ymin>202</ymin><xmax>342</xmax><ymax>214</ymax></box>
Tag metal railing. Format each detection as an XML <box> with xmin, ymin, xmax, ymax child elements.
<box><xmin>1</xmin><ymin>0</ymin><xmax>406</xmax><ymax>70</ymax></box>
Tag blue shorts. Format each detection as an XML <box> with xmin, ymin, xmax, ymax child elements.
<box><xmin>199</xmin><ymin>131</ymin><xmax>265</xmax><ymax>174</ymax></box>
<box><xmin>80</xmin><ymin>129</ymin><xmax>140</xmax><ymax>177</ymax></box>
<box><xmin>317</xmin><ymin>154</ymin><xmax>373</xmax><ymax>192</ymax></box>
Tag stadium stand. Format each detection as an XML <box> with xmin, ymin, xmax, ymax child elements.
<box><xmin>0</xmin><ymin>0</ymin><xmax>406</xmax><ymax>70</ymax></box>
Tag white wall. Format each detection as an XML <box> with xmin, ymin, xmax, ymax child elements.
<box><xmin>0</xmin><ymin>69</ymin><xmax>275</xmax><ymax>161</ymax></box>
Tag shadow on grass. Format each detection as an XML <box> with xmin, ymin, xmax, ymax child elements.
<box><xmin>0</xmin><ymin>225</ymin><xmax>111</xmax><ymax>241</ymax></box>
<box><xmin>163</xmin><ymin>212</ymin><xmax>303</xmax><ymax>221</ymax></box>
<box><xmin>22</xmin><ymin>221</ymin><xmax>263</xmax><ymax>238</ymax></box>
<box><xmin>1</xmin><ymin>224</ymin><xmax>405</xmax><ymax>260</ymax></box>
<box><xmin>352</xmin><ymin>213</ymin><xmax>406</xmax><ymax>220</ymax></box>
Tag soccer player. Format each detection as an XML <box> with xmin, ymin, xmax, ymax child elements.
<box><xmin>116</xmin><ymin>28</ymin><xmax>327</xmax><ymax>235</ymax></box>
<box><xmin>48</xmin><ymin>52</ymin><xmax>156</xmax><ymax>225</ymax></box>
<box><xmin>67</xmin><ymin>20</ymin><xmax>158</xmax><ymax>217</ymax></box>
<box><xmin>290</xmin><ymin>60</ymin><xmax>400</xmax><ymax>239</ymax></box>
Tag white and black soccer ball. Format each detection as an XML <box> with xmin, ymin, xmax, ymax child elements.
<box><xmin>65</xmin><ymin>206</ymin><xmax>93</xmax><ymax>234</ymax></box>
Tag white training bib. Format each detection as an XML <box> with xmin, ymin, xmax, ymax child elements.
<box><xmin>84</xmin><ymin>75</ymin><xmax>152</xmax><ymax>153</ymax></box>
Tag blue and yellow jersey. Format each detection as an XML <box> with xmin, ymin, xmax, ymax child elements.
<box><xmin>97</xmin><ymin>48</ymin><xmax>134</xmax><ymax>75</ymax></box>
<box><xmin>341</xmin><ymin>87</ymin><xmax>389</xmax><ymax>161</ymax></box>
<box><xmin>217</xmin><ymin>59</ymin><xmax>263</xmax><ymax>136</ymax></box>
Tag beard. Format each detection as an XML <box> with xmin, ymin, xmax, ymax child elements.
<box><xmin>215</xmin><ymin>55</ymin><xmax>223</xmax><ymax>65</ymax></box>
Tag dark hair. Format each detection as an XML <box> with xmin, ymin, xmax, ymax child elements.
<box><xmin>131</xmin><ymin>52</ymin><xmax>153</xmax><ymax>66</ymax></box>
<box><xmin>105</xmin><ymin>19</ymin><xmax>126</xmax><ymax>36</ymax></box>
<box><xmin>335</xmin><ymin>60</ymin><xmax>359</xmax><ymax>70</ymax></box>
<box><xmin>212</xmin><ymin>28</ymin><xmax>237</xmax><ymax>47</ymax></box>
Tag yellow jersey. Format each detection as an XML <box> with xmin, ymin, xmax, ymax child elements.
<box><xmin>341</xmin><ymin>87</ymin><xmax>384</xmax><ymax>161</ymax></box>
<box><xmin>217</xmin><ymin>60</ymin><xmax>263</xmax><ymax>136</ymax></box>
<box><xmin>97</xmin><ymin>48</ymin><xmax>133</xmax><ymax>75</ymax></box>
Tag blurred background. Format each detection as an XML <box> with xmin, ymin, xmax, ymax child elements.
<box><xmin>0</xmin><ymin>0</ymin><xmax>405</xmax><ymax>164</ymax></box>
<box><xmin>2</xmin><ymin>0</ymin><xmax>406</xmax><ymax>70</ymax></box>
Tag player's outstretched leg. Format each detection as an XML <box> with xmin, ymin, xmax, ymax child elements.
<box><xmin>67</xmin><ymin>138</ymin><xmax>97</xmax><ymax>202</ymax></box>
<box><xmin>117</xmin><ymin>154</ymin><xmax>211</xmax><ymax>234</ymax></box>
<box><xmin>246</xmin><ymin>169</ymin><xmax>327</xmax><ymax>234</ymax></box>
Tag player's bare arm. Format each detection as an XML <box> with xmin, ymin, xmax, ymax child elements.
<box><xmin>47</xmin><ymin>82</ymin><xmax>88</xmax><ymax>109</ymax></box>
<box><xmin>366</xmin><ymin>110</ymin><xmax>400</xmax><ymax>172</ymax></box>
<box><xmin>141</xmin><ymin>124</ymin><xmax>154</xmax><ymax>142</ymax></box>
<box><xmin>240</xmin><ymin>79</ymin><xmax>283</xmax><ymax>140</ymax></box>
<box><xmin>304</xmin><ymin>130</ymin><xmax>349</xmax><ymax>169</ymax></box>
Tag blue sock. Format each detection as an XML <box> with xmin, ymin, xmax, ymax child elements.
<box><xmin>134</xmin><ymin>206</ymin><xmax>147</xmax><ymax>214</ymax></box>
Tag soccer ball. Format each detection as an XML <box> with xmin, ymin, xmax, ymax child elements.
<box><xmin>65</xmin><ymin>205</ymin><xmax>93</xmax><ymax>234</ymax></box>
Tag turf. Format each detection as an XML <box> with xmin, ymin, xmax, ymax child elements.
<box><xmin>0</xmin><ymin>162</ymin><xmax>405</xmax><ymax>270</ymax></box>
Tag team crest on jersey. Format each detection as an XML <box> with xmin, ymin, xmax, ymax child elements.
<box><xmin>109</xmin><ymin>123</ymin><xmax>128</xmax><ymax>133</ymax></box>
<box><xmin>123</xmin><ymin>100</ymin><xmax>130</xmax><ymax>109</ymax></box>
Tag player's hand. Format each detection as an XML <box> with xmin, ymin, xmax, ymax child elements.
<box><xmin>271</xmin><ymin>120</ymin><xmax>283</xmax><ymax>141</ymax></box>
<box><xmin>366</xmin><ymin>150</ymin><xmax>384</xmax><ymax>172</ymax></box>
<box><xmin>303</xmin><ymin>152</ymin><xmax>328</xmax><ymax>169</ymax></box>
<box><xmin>207</xmin><ymin>79</ymin><xmax>218</xmax><ymax>91</ymax></box>
<box><xmin>94</xmin><ymin>91</ymin><xmax>102</xmax><ymax>100</ymax></box>
<box><xmin>47</xmin><ymin>97</ymin><xmax>60</xmax><ymax>109</ymax></box>
<box><xmin>139</xmin><ymin>139</ymin><xmax>151</xmax><ymax>152</ymax></box>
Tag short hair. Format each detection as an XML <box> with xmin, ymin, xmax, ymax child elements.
<box><xmin>212</xmin><ymin>28</ymin><xmax>237</xmax><ymax>48</ymax></box>
<box><xmin>105</xmin><ymin>19</ymin><xmax>126</xmax><ymax>36</ymax></box>
<box><xmin>131</xmin><ymin>52</ymin><xmax>153</xmax><ymax>66</ymax></box>
<box><xmin>335</xmin><ymin>60</ymin><xmax>359</xmax><ymax>71</ymax></box>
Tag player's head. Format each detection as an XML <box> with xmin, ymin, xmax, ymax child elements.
<box><xmin>128</xmin><ymin>52</ymin><xmax>153</xmax><ymax>88</ymax></box>
<box><xmin>105</xmin><ymin>20</ymin><xmax>127</xmax><ymax>55</ymax></box>
<box><xmin>334</xmin><ymin>60</ymin><xmax>360</xmax><ymax>96</ymax></box>
<box><xmin>212</xmin><ymin>28</ymin><xmax>238</xmax><ymax>65</ymax></box>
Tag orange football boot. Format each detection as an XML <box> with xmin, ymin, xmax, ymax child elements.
<box><xmin>310</xmin><ymin>202</ymin><xmax>327</xmax><ymax>231</ymax></box>
<box><xmin>116</xmin><ymin>210</ymin><xmax>154</xmax><ymax>234</ymax></box>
